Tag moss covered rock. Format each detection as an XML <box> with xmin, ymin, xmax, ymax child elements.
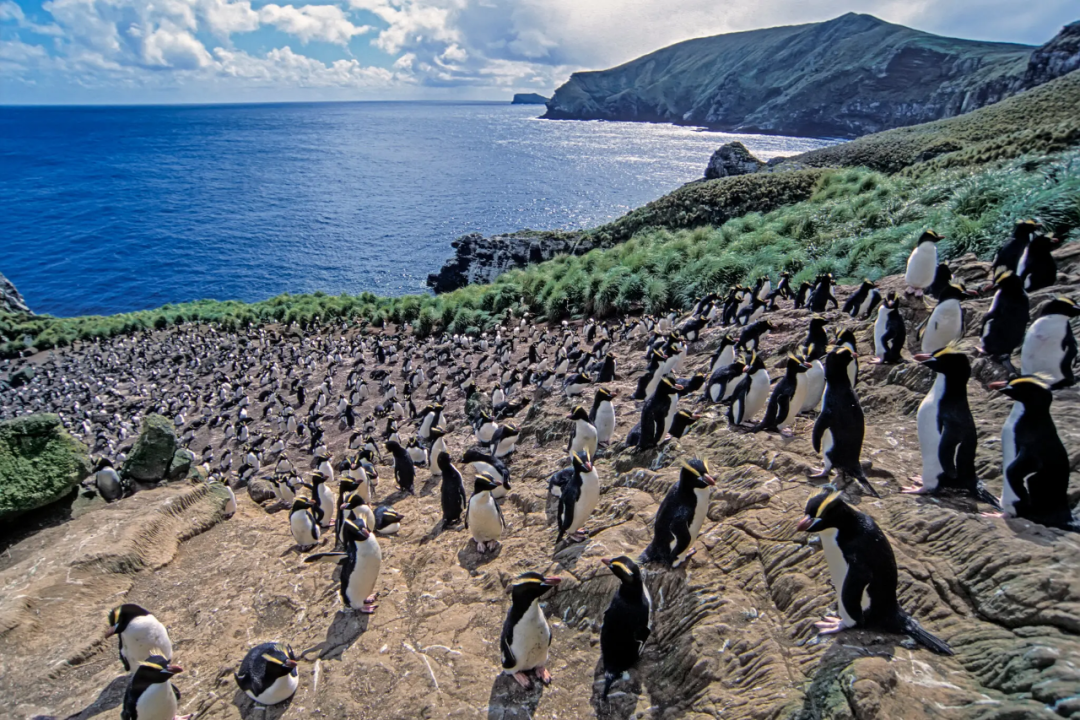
<box><xmin>121</xmin><ymin>414</ymin><xmax>178</xmax><ymax>482</ymax></box>
<box><xmin>0</xmin><ymin>413</ymin><xmax>91</xmax><ymax>520</ymax></box>
<box><xmin>166</xmin><ymin>448</ymin><xmax>195</xmax><ymax>482</ymax></box>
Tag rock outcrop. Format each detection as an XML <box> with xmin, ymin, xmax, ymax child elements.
<box><xmin>512</xmin><ymin>93</ymin><xmax>549</xmax><ymax>105</ymax></box>
<box><xmin>1024</xmin><ymin>20</ymin><xmax>1080</xmax><ymax>88</ymax></box>
<box><xmin>427</xmin><ymin>229</ymin><xmax>586</xmax><ymax>294</ymax></box>
<box><xmin>121</xmin><ymin>413</ymin><xmax>179</xmax><ymax>483</ymax></box>
<box><xmin>543</xmin><ymin>13</ymin><xmax>1038</xmax><ymax>138</ymax></box>
<box><xmin>0</xmin><ymin>413</ymin><xmax>91</xmax><ymax>521</ymax></box>
<box><xmin>704</xmin><ymin>141</ymin><xmax>765</xmax><ymax>179</ymax></box>
<box><xmin>0</xmin><ymin>272</ymin><xmax>32</xmax><ymax>314</ymax></box>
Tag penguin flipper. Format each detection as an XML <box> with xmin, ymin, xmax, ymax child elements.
<box><xmin>173</xmin><ymin>684</ymin><xmax>182</xmax><ymax>702</ymax></box>
<box><xmin>500</xmin><ymin>632</ymin><xmax>517</xmax><ymax>670</ymax></box>
<box><xmin>496</xmin><ymin>501</ymin><xmax>506</xmax><ymax>529</ymax></box>
<box><xmin>304</xmin><ymin>552</ymin><xmax>348</xmax><ymax>564</ymax></box>
<box><xmin>937</xmin><ymin>425</ymin><xmax>963</xmax><ymax>479</ymax></box>
<box><xmin>902</xmin><ymin>614</ymin><xmax>954</xmax><ymax>655</ymax></box>
<box><xmin>973</xmin><ymin>482</ymin><xmax>1003</xmax><ymax>510</ymax></box>
<box><xmin>1004</xmin><ymin>451</ymin><xmax>1037</xmax><ymax>510</ymax></box>
<box><xmin>811</xmin><ymin>413</ymin><xmax>828</xmax><ymax>454</ymax></box>
<box><xmin>840</xmin><ymin>567</ymin><xmax>870</xmax><ymax>628</ymax></box>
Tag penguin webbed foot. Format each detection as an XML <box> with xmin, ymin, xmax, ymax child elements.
<box><xmin>900</xmin><ymin>477</ymin><xmax>930</xmax><ymax>494</ymax></box>
<box><xmin>807</xmin><ymin>467</ymin><xmax>830</xmax><ymax>480</ymax></box>
<box><xmin>535</xmin><ymin>666</ymin><xmax>552</xmax><ymax>686</ymax></box>
<box><xmin>512</xmin><ymin>671</ymin><xmax>532</xmax><ymax>689</ymax></box>
<box><xmin>980</xmin><ymin>511</ymin><xmax>1006</xmax><ymax>519</ymax></box>
<box><xmin>814</xmin><ymin>615</ymin><xmax>845</xmax><ymax>635</ymax></box>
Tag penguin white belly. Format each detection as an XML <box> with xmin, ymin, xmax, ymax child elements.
<box><xmin>1017</xmin><ymin>247</ymin><xmax>1030</xmax><ymax>279</ymax></box>
<box><xmin>922</xmin><ymin>300</ymin><xmax>963</xmax><ymax>353</ymax></box>
<box><xmin>905</xmin><ymin>244</ymin><xmax>937</xmax><ymax>288</ymax></box>
<box><xmin>745</xmin><ymin>371</ymin><xmax>770</xmax><ymax>422</ymax></box>
<box><xmin>821</xmin><ymin>428</ymin><xmax>834</xmax><ymax>472</ymax></box>
<box><xmin>507</xmin><ymin>602</ymin><xmax>550</xmax><ymax>673</ymax></box>
<box><xmin>916</xmin><ymin>377</ymin><xmax>945</xmax><ymax>490</ymax></box>
<box><xmin>122</xmin><ymin>616</ymin><xmax>173</xmax><ymax>668</ymax></box>
<box><xmin>874</xmin><ymin>308</ymin><xmax>889</xmax><ymax>357</ymax></box>
<box><xmin>781</xmin><ymin>379</ymin><xmax>808</xmax><ymax>429</ymax></box>
<box><xmin>495</xmin><ymin>436</ymin><xmax>517</xmax><ymax>458</ymax></box>
<box><xmin>96</xmin><ymin>468</ymin><xmax>121</xmax><ymax>499</ymax></box>
<box><xmin>136</xmin><ymin>681</ymin><xmax>178</xmax><ymax>720</ymax></box>
<box><xmin>800</xmin><ymin>361</ymin><xmax>825</xmax><ymax>413</ymax></box>
<box><xmin>594</xmin><ymin>404</ymin><xmax>616</xmax><ymax>444</ymax></box>
<box><xmin>247</xmin><ymin>673</ymin><xmax>298</xmax><ymax>705</ymax></box>
<box><xmin>345</xmin><ymin>537</ymin><xmax>382</xmax><ymax>608</ymax></box>
<box><xmin>857</xmin><ymin>294</ymin><xmax>874</xmax><ymax>317</ymax></box>
<box><xmin>818</xmin><ymin>529</ymin><xmax>868</xmax><ymax>628</ymax></box>
<box><xmin>429</xmin><ymin>439</ymin><xmax>448</xmax><ymax>473</ymax></box>
<box><xmin>675</xmin><ymin>486</ymin><xmax>712</xmax><ymax>566</ymax></box>
<box><xmin>317</xmin><ymin>485</ymin><xmax>335</xmax><ymax>527</ymax></box>
<box><xmin>1000</xmin><ymin>403</ymin><xmax>1023</xmax><ymax>517</ymax></box>
<box><xmin>1021</xmin><ymin>316</ymin><xmax>1067</xmax><ymax>383</ymax></box>
<box><xmin>468</xmin><ymin>494</ymin><xmax>503</xmax><ymax>543</ymax></box>
<box><xmin>569</xmin><ymin>474</ymin><xmax>600</xmax><ymax>535</ymax></box>
<box><xmin>570</xmin><ymin>422</ymin><xmax>598</xmax><ymax>457</ymax></box>
<box><xmin>478</xmin><ymin>425</ymin><xmax>496</xmax><ymax>444</ymax></box>
<box><xmin>290</xmin><ymin>510</ymin><xmax>318</xmax><ymax>546</ymax></box>
<box><xmin>662</xmin><ymin>397</ymin><xmax>680</xmax><ymax>436</ymax></box>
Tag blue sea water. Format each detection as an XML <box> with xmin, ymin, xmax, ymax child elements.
<box><xmin>0</xmin><ymin>102</ymin><xmax>832</xmax><ymax>317</ymax></box>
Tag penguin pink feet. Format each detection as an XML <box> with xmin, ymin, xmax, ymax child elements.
<box><xmin>535</xmin><ymin>666</ymin><xmax>552</xmax><ymax>685</ymax></box>
<box><xmin>901</xmin><ymin>476</ymin><xmax>931</xmax><ymax>494</ymax></box>
<box><xmin>814</xmin><ymin>615</ymin><xmax>845</xmax><ymax>635</ymax></box>
<box><xmin>513</xmin><ymin>671</ymin><xmax>532</xmax><ymax>689</ymax></box>
<box><xmin>980</xmin><ymin>511</ymin><xmax>1006</xmax><ymax>519</ymax></box>
<box><xmin>569</xmin><ymin>529</ymin><xmax>589</xmax><ymax>543</ymax></box>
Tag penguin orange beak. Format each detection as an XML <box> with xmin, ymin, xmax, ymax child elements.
<box><xmin>584</xmin><ymin>461</ymin><xmax>593</xmax><ymax>472</ymax></box>
<box><xmin>796</xmin><ymin>515</ymin><xmax>815</xmax><ymax>532</ymax></box>
<box><xmin>600</xmin><ymin>557</ymin><xmax>612</xmax><ymax>567</ymax></box>
<box><xmin>988</xmin><ymin>380</ymin><xmax>1009</xmax><ymax>391</ymax></box>
<box><xmin>283</xmin><ymin>659</ymin><xmax>298</xmax><ymax>669</ymax></box>
<box><xmin>105</xmin><ymin>626</ymin><xmax>118</xmax><ymax>637</ymax></box>
<box><xmin>166</xmin><ymin>664</ymin><xmax>184</xmax><ymax>674</ymax></box>
<box><xmin>801</xmin><ymin>362</ymin><xmax>813</xmax><ymax>369</ymax></box>
<box><xmin>742</xmin><ymin>366</ymin><xmax>750</xmax><ymax>373</ymax></box>
<box><xmin>542</xmin><ymin>576</ymin><xmax>562</xmax><ymax>586</ymax></box>
<box><xmin>703</xmin><ymin>474</ymin><xmax>716</xmax><ymax>486</ymax></box>
<box><xmin>674</xmin><ymin>384</ymin><xmax>684</xmax><ymax>391</ymax></box>
<box><xmin>914</xmin><ymin>353</ymin><xmax>932</xmax><ymax>362</ymax></box>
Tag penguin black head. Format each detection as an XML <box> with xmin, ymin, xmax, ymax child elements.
<box><xmin>134</xmin><ymin>653</ymin><xmax>183</xmax><ymax>683</ymax></box>
<box><xmin>991</xmin><ymin>269</ymin><xmax>1023</xmax><ymax>291</ymax></box>
<box><xmin>571</xmin><ymin>449</ymin><xmax>593</xmax><ymax>474</ymax></box>
<box><xmin>786</xmin><ymin>354</ymin><xmax>813</xmax><ymax>372</ymax></box>
<box><xmin>473</xmin><ymin>471</ymin><xmax>501</xmax><ymax>494</ymax></box>
<box><xmin>385</xmin><ymin>440</ymin><xmax>403</xmax><ymax>453</ymax></box>
<box><xmin>720</xmin><ymin>333</ymin><xmax>736</xmax><ymax>348</ymax></box>
<box><xmin>824</xmin><ymin>346</ymin><xmax>857</xmax><ymax>376</ymax></box>
<box><xmin>679</xmin><ymin>457</ymin><xmax>715</xmax><ymax>489</ymax></box>
<box><xmin>508</xmin><ymin>571</ymin><xmax>561</xmax><ymax>602</ymax></box>
<box><xmin>341</xmin><ymin>517</ymin><xmax>371</xmax><ymax>541</ymax></box>
<box><xmin>341</xmin><ymin>491</ymin><xmax>369</xmax><ymax>511</ymax></box>
<box><xmin>92</xmin><ymin>456</ymin><xmax>114</xmax><ymax>471</ymax></box>
<box><xmin>796</xmin><ymin>488</ymin><xmax>854</xmax><ymax>532</ymax></box>
<box><xmin>429</xmin><ymin>425</ymin><xmax>447</xmax><ymax>440</ymax></box>
<box><xmin>601</xmin><ymin>555</ymin><xmax>643</xmax><ymax>585</ymax></box>
<box><xmin>595</xmin><ymin>386</ymin><xmax>615</xmax><ymax>402</ymax></box>
<box><xmin>745</xmin><ymin>351</ymin><xmax>766</xmax><ymax>373</ymax></box>
<box><xmin>915</xmin><ymin>345</ymin><xmax>969</xmax><ymax>377</ymax></box>
<box><xmin>835</xmin><ymin>328</ymin><xmax>858</xmax><ymax>350</ymax></box>
<box><xmin>436</xmin><ymin>451</ymin><xmax>455</xmax><ymax>471</ymax></box>
<box><xmin>938</xmin><ymin>282</ymin><xmax>976</xmax><ymax>302</ymax></box>
<box><xmin>883</xmin><ymin>291</ymin><xmax>900</xmax><ymax>309</ymax></box>
<box><xmin>339</xmin><ymin>478</ymin><xmax>360</xmax><ymax>494</ymax></box>
<box><xmin>1039</xmin><ymin>297</ymin><xmax>1080</xmax><ymax>318</ymax></box>
<box><xmin>919</xmin><ymin>229</ymin><xmax>944</xmax><ymax>244</ymax></box>
<box><xmin>990</xmin><ymin>375</ymin><xmax>1053</xmax><ymax>408</ymax></box>
<box><xmin>291</xmin><ymin>496</ymin><xmax>316</xmax><ymax>512</ymax></box>
<box><xmin>375</xmin><ymin>506</ymin><xmax>404</xmax><ymax>530</ymax></box>
<box><xmin>659</xmin><ymin>375</ymin><xmax>684</xmax><ymax>394</ymax></box>
<box><xmin>567</xmin><ymin>405</ymin><xmax>590</xmax><ymax>422</ymax></box>
<box><xmin>106</xmin><ymin>603</ymin><xmax>152</xmax><ymax>637</ymax></box>
<box><xmin>259</xmin><ymin>642</ymin><xmax>299</xmax><ymax>676</ymax></box>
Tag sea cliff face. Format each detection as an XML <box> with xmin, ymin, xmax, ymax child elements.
<box><xmin>0</xmin><ymin>272</ymin><xmax>32</xmax><ymax>315</ymax></box>
<box><xmin>543</xmin><ymin>13</ymin><xmax>1040</xmax><ymax>139</ymax></box>
<box><xmin>426</xmin><ymin>230</ymin><xmax>586</xmax><ymax>293</ymax></box>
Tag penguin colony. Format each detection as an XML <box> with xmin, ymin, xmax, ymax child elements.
<box><xmin>2</xmin><ymin>219</ymin><xmax>1078</xmax><ymax>715</ymax></box>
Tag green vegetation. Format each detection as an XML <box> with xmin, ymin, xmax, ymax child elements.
<box><xmin>0</xmin><ymin>413</ymin><xmax>91</xmax><ymax>520</ymax></box>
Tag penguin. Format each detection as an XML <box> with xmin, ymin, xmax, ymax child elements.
<box><xmin>462</xmin><ymin>447</ymin><xmax>511</xmax><ymax>498</ymax></box>
<box><xmin>374</xmin><ymin>505</ymin><xmax>404</xmax><ymax>535</ymax></box>
<box><xmin>735</xmin><ymin>295</ymin><xmax>768</xmax><ymax>326</ymax></box>
<box><xmin>678</xmin><ymin>314</ymin><xmax>708</xmax><ymax>342</ymax></box>
<box><xmin>289</xmin><ymin>496</ymin><xmax>320</xmax><ymax>551</ymax></box>
<box><xmin>590</xmin><ymin>386</ymin><xmax>617</xmax><ymax>446</ymax></box>
<box><xmin>873</xmin><ymin>292</ymin><xmax>906</xmax><ymax>365</ymax></box>
<box><xmin>842</xmin><ymin>280</ymin><xmax>879</xmax><ymax>319</ymax></box>
<box><xmin>636</xmin><ymin>376</ymin><xmax>682</xmax><ymax>450</ymax></box>
<box><xmin>599</xmin><ymin>556</ymin><xmax>652</xmax><ymax>700</ymax></box>
<box><xmin>798</xmin><ymin>319</ymin><xmax>828</xmax><ymax>414</ymax></box>
<box><xmin>737</xmin><ymin>320</ymin><xmax>773</xmax><ymax>353</ymax></box>
<box><xmin>639</xmin><ymin>458</ymin><xmax>715</xmax><ymax>567</ymax></box>
<box><xmin>707</xmin><ymin>333</ymin><xmax>738</xmax><ymax>376</ymax></box>
<box><xmin>728</xmin><ymin>352</ymin><xmax>770</xmax><ymax>427</ymax></box>
<box><xmin>808</xmin><ymin>273</ymin><xmax>839</xmax><ymax>312</ymax></box>
<box><xmin>234</xmin><ymin>642</ymin><xmax>299</xmax><ymax>706</ymax></box>
<box><xmin>308</xmin><ymin>471</ymin><xmax>335</xmax><ymax>528</ymax></box>
<box><xmin>107</xmin><ymin>604</ymin><xmax>173</xmax><ymax>672</ymax></box>
<box><xmin>474</xmin><ymin>411</ymin><xmax>498</xmax><ymax>445</ymax></box>
<box><xmin>631</xmin><ymin>350</ymin><xmax>667</xmax><ymax>401</ymax></box>
<box><xmin>596</xmin><ymin>353</ymin><xmax>618</xmax><ymax>383</ymax></box>
<box><xmin>668</xmin><ymin>409</ymin><xmax>701</xmax><ymax>439</ymax></box>
<box><xmin>567</xmin><ymin>405</ymin><xmax>598</xmax><ymax>459</ymax></box>
<box><xmin>93</xmin><ymin>456</ymin><xmax>127</xmax><ymax>502</ymax></box>
<box><xmin>921</xmin><ymin>283</ymin><xmax>974</xmax><ymax>354</ymax></box>
<box><xmin>437</xmin><ymin>451</ymin><xmax>467</xmax><ymax>527</ymax></box>
<box><xmin>905</xmin><ymin>230</ymin><xmax>943</xmax><ymax>296</ymax></box>
<box><xmin>991</xmin><ymin>219</ymin><xmax>1041</xmax><ymax>278</ymax></box>
<box><xmin>489</xmin><ymin>422</ymin><xmax>520</xmax><ymax>459</ymax></box>
<box><xmin>979</xmin><ymin>269</ymin><xmax>1029</xmax><ymax>372</ymax></box>
<box><xmin>406</xmin><ymin>437</ymin><xmax>429</xmax><ymax>468</ymax></box>
<box><xmin>705</xmin><ymin>356</ymin><xmax>744</xmax><ymax>404</ymax></box>
<box><xmin>466</xmin><ymin>472</ymin><xmax>505</xmax><ymax>552</ymax></box>
<box><xmin>500</xmin><ymin>572</ymin><xmax>561</xmax><ymax>689</ymax></box>
<box><xmin>563</xmin><ymin>371</ymin><xmax>592</xmax><ymax>398</ymax></box>
<box><xmin>546</xmin><ymin>449</ymin><xmax>590</xmax><ymax>499</ymax></box>
<box><xmin>752</xmin><ymin>355</ymin><xmax>811</xmax><ymax>435</ymax></box>
<box><xmin>793</xmin><ymin>281</ymin><xmax>813</xmax><ymax>309</ymax></box>
<box><xmin>1021</xmin><ymin>297</ymin><xmax>1080</xmax><ymax>387</ymax></box>
<box><xmin>834</xmin><ymin>328</ymin><xmax>860</xmax><ymax>388</ymax></box>
<box><xmin>338</xmin><ymin>491</ymin><xmax>376</xmax><ymax>548</ymax></box>
<box><xmin>927</xmin><ymin>262</ymin><xmax>953</xmax><ymax>301</ymax></box>
<box><xmin>1018</xmin><ymin>233</ymin><xmax>1062</xmax><ymax>292</ymax></box>
<box><xmin>809</xmin><ymin>347</ymin><xmax>879</xmax><ymax>498</ymax></box>
<box><xmin>990</xmin><ymin>376</ymin><xmax>1079</xmax><ymax>531</ymax></box>
<box><xmin>428</xmin><ymin>425</ymin><xmax>448</xmax><ymax>477</ymax></box>
<box><xmin>902</xmin><ymin>348</ymin><xmax>1000</xmax><ymax>506</ymax></box>
<box><xmin>556</xmin><ymin>448</ymin><xmax>600</xmax><ymax>543</ymax></box>
<box><xmin>796</xmin><ymin>489</ymin><xmax>953</xmax><ymax>654</ymax></box>
<box><xmin>305</xmin><ymin>517</ymin><xmax>382</xmax><ymax>612</ymax></box>
<box><xmin>773</xmin><ymin>271</ymin><xmax>794</xmax><ymax>304</ymax></box>
<box><xmin>121</xmin><ymin>653</ymin><xmax>190</xmax><ymax>720</ymax></box>
<box><xmin>384</xmin><ymin>440</ymin><xmax>416</xmax><ymax>494</ymax></box>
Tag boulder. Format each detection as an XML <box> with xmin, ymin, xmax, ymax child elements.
<box><xmin>166</xmin><ymin>448</ymin><xmax>196</xmax><ymax>481</ymax></box>
<box><xmin>121</xmin><ymin>414</ymin><xmax>178</xmax><ymax>483</ymax></box>
<box><xmin>704</xmin><ymin>142</ymin><xmax>765</xmax><ymax>179</ymax></box>
<box><xmin>0</xmin><ymin>413</ymin><xmax>91</xmax><ymax>521</ymax></box>
<box><xmin>247</xmin><ymin>478</ymin><xmax>278</xmax><ymax>504</ymax></box>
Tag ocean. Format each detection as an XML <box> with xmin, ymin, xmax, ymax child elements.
<box><xmin>0</xmin><ymin>102</ymin><xmax>832</xmax><ymax>317</ymax></box>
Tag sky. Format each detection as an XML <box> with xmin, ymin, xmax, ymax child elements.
<box><xmin>1</xmin><ymin>0</ymin><xmax>1076</xmax><ymax>105</ymax></box>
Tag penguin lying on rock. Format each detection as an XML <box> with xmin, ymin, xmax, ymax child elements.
<box><xmin>234</xmin><ymin>642</ymin><xmax>298</xmax><ymax>706</ymax></box>
<box><xmin>122</xmin><ymin>652</ymin><xmax>192</xmax><ymax>720</ymax></box>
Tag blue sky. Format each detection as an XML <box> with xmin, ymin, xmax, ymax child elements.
<box><xmin>1</xmin><ymin>0</ymin><xmax>1076</xmax><ymax>105</ymax></box>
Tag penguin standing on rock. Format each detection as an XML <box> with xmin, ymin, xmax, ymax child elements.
<box><xmin>599</xmin><ymin>556</ymin><xmax>652</xmax><ymax>700</ymax></box>
<box><xmin>808</xmin><ymin>273</ymin><xmax>839</xmax><ymax>312</ymax></box>
<box><xmin>556</xmin><ymin>449</ymin><xmax>600</xmax><ymax>543</ymax></box>
<box><xmin>842</xmin><ymin>280</ymin><xmax>880</xmax><ymax>319</ymax></box>
<box><xmin>1018</xmin><ymin>233</ymin><xmax>1062</xmax><ymax>291</ymax></box>
<box><xmin>289</xmin><ymin>496</ymin><xmax>320</xmax><ymax>551</ymax></box>
<box><xmin>437</xmin><ymin>452</ymin><xmax>467</xmax><ymax>527</ymax></box>
<box><xmin>567</xmin><ymin>405</ymin><xmax>598</xmax><ymax>459</ymax></box>
<box><xmin>979</xmin><ymin>269</ymin><xmax>1029</xmax><ymax>370</ymax></box>
<box><xmin>796</xmin><ymin>489</ymin><xmax>953</xmax><ymax>655</ymax></box>
<box><xmin>794</xmin><ymin>281</ymin><xmax>813</xmax><ymax>309</ymax></box>
<box><xmin>122</xmin><ymin>653</ymin><xmax>191</xmax><ymax>720</ymax></box>
<box><xmin>668</xmin><ymin>409</ymin><xmax>701</xmax><ymax>439</ymax></box>
<box><xmin>992</xmin><ymin>219</ymin><xmax>1041</xmax><ymax>278</ymax></box>
<box><xmin>631</xmin><ymin>350</ymin><xmax>667</xmax><ymax>400</ymax></box>
<box><xmin>737</xmin><ymin>320</ymin><xmax>773</xmax><ymax>354</ymax></box>
<box><xmin>921</xmin><ymin>283</ymin><xmax>975</xmax><ymax>354</ymax></box>
<box><xmin>92</xmin><ymin>457</ymin><xmax>128</xmax><ymax>502</ymax></box>
<box><xmin>107</xmin><ymin>604</ymin><xmax>173</xmax><ymax>672</ymax></box>
<box><xmin>752</xmin><ymin>355</ymin><xmax>812</xmax><ymax>436</ymax></box>
<box><xmin>489</xmin><ymin>422</ymin><xmax>520</xmax><ymax>459</ymax></box>
<box><xmin>905</xmin><ymin>230</ymin><xmax>943</xmax><ymax>296</ymax></box>
<box><xmin>636</xmin><ymin>377</ymin><xmax>682</xmax><ymax>450</ymax></box>
<box><xmin>988</xmin><ymin>376</ymin><xmax>1079</xmax><ymax>531</ymax></box>
<box><xmin>384</xmin><ymin>440</ymin><xmax>416</xmax><ymax>494</ymax></box>
<box><xmin>466</xmin><ymin>472</ymin><xmax>505</xmax><ymax>552</ymax></box>
<box><xmin>903</xmin><ymin>348</ymin><xmax>1000</xmax><ymax>507</ymax></box>
<box><xmin>640</xmin><ymin>458</ymin><xmax>715</xmax><ymax>567</ymax></box>
<box><xmin>728</xmin><ymin>352</ymin><xmax>770</xmax><ymax>427</ymax></box>
<box><xmin>305</xmin><ymin>517</ymin><xmax>382</xmax><ymax>613</ymax></box>
<box><xmin>234</xmin><ymin>642</ymin><xmax>299</xmax><ymax>706</ymax></box>
<box><xmin>705</xmin><ymin>355</ymin><xmax>745</xmax><ymax>404</ymax></box>
<box><xmin>810</xmin><ymin>348</ymin><xmax>878</xmax><ymax>497</ymax></box>
<box><xmin>873</xmin><ymin>293</ymin><xmax>906</xmax><ymax>365</ymax></box>
<box><xmin>590</xmin><ymin>387</ymin><xmax>617</xmax><ymax>446</ymax></box>
<box><xmin>1021</xmin><ymin>297</ymin><xmax>1080</xmax><ymax>387</ymax></box>
<box><xmin>500</xmin><ymin>572</ymin><xmax>561</xmax><ymax>689</ymax></box>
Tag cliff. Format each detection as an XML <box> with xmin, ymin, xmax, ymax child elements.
<box><xmin>543</xmin><ymin>13</ymin><xmax>1037</xmax><ymax>138</ymax></box>
<box><xmin>0</xmin><ymin>272</ymin><xmax>32</xmax><ymax>315</ymax></box>
<box><xmin>512</xmin><ymin>93</ymin><xmax>550</xmax><ymax>105</ymax></box>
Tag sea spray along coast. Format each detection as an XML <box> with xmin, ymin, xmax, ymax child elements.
<box><xmin>2</xmin><ymin>6</ymin><xmax>1080</xmax><ymax>720</ymax></box>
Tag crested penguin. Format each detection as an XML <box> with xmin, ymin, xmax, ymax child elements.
<box><xmin>809</xmin><ymin>347</ymin><xmax>878</xmax><ymax>497</ymax></box>
<box><xmin>466</xmin><ymin>472</ymin><xmax>505</xmax><ymax>552</ymax></box>
<box><xmin>437</xmin><ymin>451</ymin><xmax>467</xmax><ymax>527</ymax></box>
<box><xmin>93</xmin><ymin>456</ymin><xmax>127</xmax><ymax>502</ymax></box>
<box><xmin>640</xmin><ymin>458</ymin><xmax>715</xmax><ymax>567</ymax></box>
<box><xmin>599</xmin><ymin>556</ymin><xmax>652</xmax><ymax>700</ymax></box>
<box><xmin>489</xmin><ymin>423</ymin><xmax>520</xmax><ymax>459</ymax></box>
<box><xmin>904</xmin><ymin>230</ymin><xmax>943</xmax><ymax>296</ymax></box>
<box><xmin>289</xmin><ymin>496</ymin><xmax>320</xmax><ymax>551</ymax></box>
<box><xmin>590</xmin><ymin>386</ymin><xmax>617</xmax><ymax>446</ymax></box>
<box><xmin>567</xmin><ymin>405</ymin><xmax>598</xmax><ymax>459</ymax></box>
<box><xmin>737</xmin><ymin>320</ymin><xmax>773</xmax><ymax>354</ymax></box>
<box><xmin>842</xmin><ymin>280</ymin><xmax>879</xmax><ymax>319</ymax></box>
<box><xmin>728</xmin><ymin>352</ymin><xmax>770</xmax><ymax>427</ymax></box>
<box><xmin>668</xmin><ymin>409</ymin><xmax>701</xmax><ymax>439</ymax></box>
<box><xmin>1018</xmin><ymin>233</ymin><xmax>1062</xmax><ymax>292</ymax></box>
<box><xmin>305</xmin><ymin>516</ymin><xmax>382</xmax><ymax>613</ymax></box>
<box><xmin>921</xmin><ymin>283</ymin><xmax>973</xmax><ymax>354</ymax></box>
<box><xmin>234</xmin><ymin>642</ymin><xmax>299</xmax><ymax>706</ymax></box>
<box><xmin>636</xmin><ymin>376</ymin><xmax>682</xmax><ymax>449</ymax></box>
<box><xmin>752</xmin><ymin>355</ymin><xmax>812</xmax><ymax>435</ymax></box>
<box><xmin>384</xmin><ymin>440</ymin><xmax>416</xmax><ymax>494</ymax></box>
<box><xmin>462</xmin><ymin>447</ymin><xmax>511</xmax><ymax>498</ymax></box>
<box><xmin>808</xmin><ymin>273</ymin><xmax>839</xmax><ymax>312</ymax></box>
<box><xmin>631</xmin><ymin>350</ymin><xmax>667</xmax><ymax>401</ymax></box>
<box><xmin>705</xmin><ymin>356</ymin><xmax>744</xmax><ymax>404</ymax></box>
<box><xmin>556</xmin><ymin>449</ymin><xmax>600</xmax><ymax>543</ymax></box>
<box><xmin>1021</xmin><ymin>297</ymin><xmax>1080</xmax><ymax>387</ymax></box>
<box><xmin>798</xmin><ymin>318</ymin><xmax>828</xmax><ymax>414</ymax></box>
<box><xmin>122</xmin><ymin>653</ymin><xmax>190</xmax><ymax>720</ymax></box>
<box><xmin>979</xmin><ymin>269</ymin><xmax>1029</xmax><ymax>372</ymax></box>
<box><xmin>991</xmin><ymin>219</ymin><xmax>1041</xmax><ymax>278</ymax></box>
<box><xmin>427</xmin><ymin>425</ymin><xmax>449</xmax><ymax>477</ymax></box>
<box><xmin>107</xmin><ymin>603</ymin><xmax>173</xmax><ymax>672</ymax></box>
<box><xmin>374</xmin><ymin>505</ymin><xmax>404</xmax><ymax>535</ymax></box>
<box><xmin>796</xmin><ymin>489</ymin><xmax>953</xmax><ymax>654</ymax></box>
<box><xmin>500</xmin><ymin>572</ymin><xmax>561</xmax><ymax>689</ymax></box>
<box><xmin>873</xmin><ymin>292</ymin><xmax>906</xmax><ymax>365</ymax></box>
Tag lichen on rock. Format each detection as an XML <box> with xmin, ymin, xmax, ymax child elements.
<box><xmin>0</xmin><ymin>413</ymin><xmax>91</xmax><ymax>521</ymax></box>
<box><xmin>121</xmin><ymin>413</ymin><xmax>178</xmax><ymax>483</ymax></box>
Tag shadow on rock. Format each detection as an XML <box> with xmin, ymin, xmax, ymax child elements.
<box><xmin>231</xmin><ymin>688</ymin><xmax>292</xmax><ymax>720</ymax></box>
<box><xmin>318</xmin><ymin>609</ymin><xmax>371</xmax><ymax>660</ymax></box>
<box><xmin>589</xmin><ymin>658</ymin><xmax>641</xmax><ymax>720</ymax></box>
<box><xmin>794</xmin><ymin>635</ymin><xmax>898</xmax><ymax>719</ymax></box>
<box><xmin>458</xmin><ymin>540</ymin><xmax>503</xmax><ymax>571</ymax></box>
<box><xmin>61</xmin><ymin>674</ymin><xmax>127</xmax><ymax>720</ymax></box>
<box><xmin>486</xmin><ymin>672</ymin><xmax>544</xmax><ymax>720</ymax></box>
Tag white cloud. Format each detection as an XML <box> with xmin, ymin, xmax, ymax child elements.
<box><xmin>141</xmin><ymin>25</ymin><xmax>212</xmax><ymax>67</ymax></box>
<box><xmin>259</xmin><ymin>4</ymin><xmax>372</xmax><ymax>45</ymax></box>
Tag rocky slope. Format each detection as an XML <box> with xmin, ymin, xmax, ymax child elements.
<box><xmin>2</xmin><ymin>246</ymin><xmax>1079</xmax><ymax>720</ymax></box>
<box><xmin>1</xmin><ymin>272</ymin><xmax>32</xmax><ymax>315</ymax></box>
<box><xmin>542</xmin><ymin>13</ymin><xmax>1072</xmax><ymax>139</ymax></box>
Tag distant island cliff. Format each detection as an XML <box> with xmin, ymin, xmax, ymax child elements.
<box><xmin>542</xmin><ymin>13</ymin><xmax>1077</xmax><ymax>139</ymax></box>
<box><xmin>512</xmin><ymin>93</ymin><xmax>550</xmax><ymax>105</ymax></box>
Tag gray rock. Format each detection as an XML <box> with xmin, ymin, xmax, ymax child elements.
<box><xmin>247</xmin><ymin>478</ymin><xmax>277</xmax><ymax>504</ymax></box>
<box><xmin>166</xmin><ymin>448</ymin><xmax>196</xmax><ymax>482</ymax></box>
<box><xmin>0</xmin><ymin>272</ymin><xmax>32</xmax><ymax>314</ymax></box>
<box><xmin>121</xmin><ymin>414</ymin><xmax>178</xmax><ymax>483</ymax></box>
<box><xmin>1023</xmin><ymin>21</ymin><xmax>1080</xmax><ymax>89</ymax></box>
<box><xmin>427</xmin><ymin>229</ymin><xmax>588</xmax><ymax>294</ymax></box>
<box><xmin>704</xmin><ymin>142</ymin><xmax>765</xmax><ymax>179</ymax></box>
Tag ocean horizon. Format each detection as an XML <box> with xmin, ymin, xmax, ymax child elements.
<box><xmin>0</xmin><ymin>101</ymin><xmax>832</xmax><ymax>318</ymax></box>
